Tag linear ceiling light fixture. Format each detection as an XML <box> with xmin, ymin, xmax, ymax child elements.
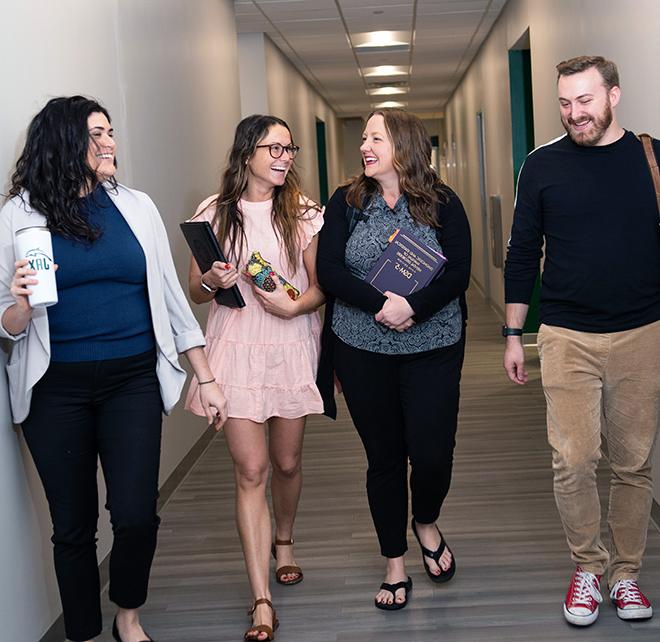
<box><xmin>367</xmin><ymin>86</ymin><xmax>410</xmax><ymax>96</ymax></box>
<box><xmin>366</xmin><ymin>80</ymin><xmax>409</xmax><ymax>89</ymax></box>
<box><xmin>372</xmin><ymin>100</ymin><xmax>408</xmax><ymax>108</ymax></box>
<box><xmin>363</xmin><ymin>65</ymin><xmax>409</xmax><ymax>77</ymax></box>
<box><xmin>353</xmin><ymin>31</ymin><xmax>410</xmax><ymax>53</ymax></box>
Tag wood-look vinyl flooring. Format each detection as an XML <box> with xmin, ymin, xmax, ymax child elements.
<box><xmin>97</xmin><ymin>289</ymin><xmax>660</xmax><ymax>641</ymax></box>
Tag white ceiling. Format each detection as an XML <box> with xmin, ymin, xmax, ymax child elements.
<box><xmin>235</xmin><ymin>0</ymin><xmax>508</xmax><ymax>117</ymax></box>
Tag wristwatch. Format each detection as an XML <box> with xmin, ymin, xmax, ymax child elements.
<box><xmin>200</xmin><ymin>276</ymin><xmax>218</xmax><ymax>294</ymax></box>
<box><xmin>502</xmin><ymin>325</ymin><xmax>523</xmax><ymax>337</ymax></box>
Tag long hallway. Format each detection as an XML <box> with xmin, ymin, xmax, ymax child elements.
<box><xmin>99</xmin><ymin>289</ymin><xmax>660</xmax><ymax>641</ymax></box>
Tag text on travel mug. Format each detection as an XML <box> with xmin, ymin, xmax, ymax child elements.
<box><xmin>14</xmin><ymin>226</ymin><xmax>58</xmax><ymax>308</ymax></box>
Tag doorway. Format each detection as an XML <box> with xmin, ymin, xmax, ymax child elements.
<box><xmin>476</xmin><ymin>111</ymin><xmax>491</xmax><ymax>302</ymax></box>
<box><xmin>315</xmin><ymin>118</ymin><xmax>329</xmax><ymax>205</ymax></box>
<box><xmin>508</xmin><ymin>32</ymin><xmax>540</xmax><ymax>333</ymax></box>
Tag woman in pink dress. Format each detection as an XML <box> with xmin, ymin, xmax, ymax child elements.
<box><xmin>185</xmin><ymin>115</ymin><xmax>324</xmax><ymax>641</ymax></box>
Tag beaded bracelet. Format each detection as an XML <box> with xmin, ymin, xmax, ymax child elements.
<box><xmin>198</xmin><ymin>379</ymin><xmax>216</xmax><ymax>385</ymax></box>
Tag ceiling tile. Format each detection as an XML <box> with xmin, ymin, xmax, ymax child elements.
<box><xmin>236</xmin><ymin>0</ymin><xmax>507</xmax><ymax>115</ymax></box>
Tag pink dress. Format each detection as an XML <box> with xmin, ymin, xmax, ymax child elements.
<box><xmin>185</xmin><ymin>196</ymin><xmax>324</xmax><ymax>423</ymax></box>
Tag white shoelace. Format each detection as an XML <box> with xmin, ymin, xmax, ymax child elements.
<box><xmin>570</xmin><ymin>570</ymin><xmax>602</xmax><ymax>608</ymax></box>
<box><xmin>610</xmin><ymin>579</ymin><xmax>644</xmax><ymax>604</ymax></box>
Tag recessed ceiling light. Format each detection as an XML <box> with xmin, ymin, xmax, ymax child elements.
<box><xmin>372</xmin><ymin>100</ymin><xmax>408</xmax><ymax>109</ymax></box>
<box><xmin>353</xmin><ymin>31</ymin><xmax>409</xmax><ymax>51</ymax></box>
<box><xmin>367</xmin><ymin>80</ymin><xmax>409</xmax><ymax>89</ymax></box>
<box><xmin>363</xmin><ymin>65</ymin><xmax>408</xmax><ymax>78</ymax></box>
<box><xmin>367</xmin><ymin>86</ymin><xmax>409</xmax><ymax>96</ymax></box>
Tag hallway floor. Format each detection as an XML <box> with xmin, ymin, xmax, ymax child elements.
<box><xmin>100</xmin><ymin>289</ymin><xmax>660</xmax><ymax>641</ymax></box>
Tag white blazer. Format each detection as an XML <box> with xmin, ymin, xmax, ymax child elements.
<box><xmin>0</xmin><ymin>183</ymin><xmax>205</xmax><ymax>424</ymax></box>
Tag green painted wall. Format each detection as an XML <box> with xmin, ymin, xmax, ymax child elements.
<box><xmin>509</xmin><ymin>48</ymin><xmax>540</xmax><ymax>333</ymax></box>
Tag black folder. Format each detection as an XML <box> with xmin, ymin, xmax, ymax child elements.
<box><xmin>180</xmin><ymin>221</ymin><xmax>246</xmax><ymax>308</ymax></box>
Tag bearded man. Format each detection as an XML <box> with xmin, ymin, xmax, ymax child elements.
<box><xmin>503</xmin><ymin>55</ymin><xmax>660</xmax><ymax>627</ymax></box>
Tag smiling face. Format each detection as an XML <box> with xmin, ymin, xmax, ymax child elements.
<box><xmin>86</xmin><ymin>111</ymin><xmax>116</xmax><ymax>180</ymax></box>
<box><xmin>360</xmin><ymin>114</ymin><xmax>397</xmax><ymax>185</ymax></box>
<box><xmin>558</xmin><ymin>67</ymin><xmax>620</xmax><ymax>146</ymax></box>
<box><xmin>246</xmin><ymin>124</ymin><xmax>293</xmax><ymax>195</ymax></box>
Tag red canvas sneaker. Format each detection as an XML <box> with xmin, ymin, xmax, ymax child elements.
<box><xmin>563</xmin><ymin>566</ymin><xmax>602</xmax><ymax>626</ymax></box>
<box><xmin>609</xmin><ymin>579</ymin><xmax>653</xmax><ymax>620</ymax></box>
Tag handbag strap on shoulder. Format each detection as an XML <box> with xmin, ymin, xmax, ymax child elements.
<box><xmin>638</xmin><ymin>133</ymin><xmax>660</xmax><ymax>224</ymax></box>
<box><xmin>346</xmin><ymin>205</ymin><xmax>363</xmax><ymax>235</ymax></box>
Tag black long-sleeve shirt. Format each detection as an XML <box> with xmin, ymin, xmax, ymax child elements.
<box><xmin>505</xmin><ymin>130</ymin><xmax>660</xmax><ymax>332</ymax></box>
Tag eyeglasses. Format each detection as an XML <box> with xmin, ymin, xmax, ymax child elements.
<box><xmin>255</xmin><ymin>143</ymin><xmax>300</xmax><ymax>159</ymax></box>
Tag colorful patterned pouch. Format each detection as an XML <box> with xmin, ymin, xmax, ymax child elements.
<box><xmin>246</xmin><ymin>251</ymin><xmax>300</xmax><ymax>300</ymax></box>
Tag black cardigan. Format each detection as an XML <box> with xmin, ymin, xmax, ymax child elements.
<box><xmin>316</xmin><ymin>186</ymin><xmax>472</xmax><ymax>418</ymax></box>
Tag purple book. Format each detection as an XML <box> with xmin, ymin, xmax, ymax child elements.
<box><xmin>365</xmin><ymin>228</ymin><xmax>447</xmax><ymax>296</ymax></box>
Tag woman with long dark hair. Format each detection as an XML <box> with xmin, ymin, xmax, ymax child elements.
<box><xmin>317</xmin><ymin>109</ymin><xmax>471</xmax><ymax>609</ymax></box>
<box><xmin>0</xmin><ymin>96</ymin><xmax>227</xmax><ymax>642</ymax></box>
<box><xmin>184</xmin><ymin>114</ymin><xmax>324</xmax><ymax>641</ymax></box>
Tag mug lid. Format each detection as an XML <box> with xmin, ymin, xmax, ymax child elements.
<box><xmin>16</xmin><ymin>226</ymin><xmax>49</xmax><ymax>235</ymax></box>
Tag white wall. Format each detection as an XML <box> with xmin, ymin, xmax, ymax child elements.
<box><xmin>237</xmin><ymin>34</ymin><xmax>342</xmax><ymax>204</ymax></box>
<box><xmin>341</xmin><ymin>117</ymin><xmax>365</xmax><ymax>182</ymax></box>
<box><xmin>0</xmin><ymin>1</ymin><xmax>241</xmax><ymax>639</ymax></box>
<box><xmin>263</xmin><ymin>37</ymin><xmax>342</xmax><ymax>202</ymax></box>
<box><xmin>238</xmin><ymin>33</ymin><xmax>269</xmax><ymax>116</ymax></box>
<box><xmin>443</xmin><ymin>0</ymin><xmax>660</xmax><ymax>501</ymax></box>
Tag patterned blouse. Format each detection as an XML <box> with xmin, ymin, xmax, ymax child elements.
<box><xmin>332</xmin><ymin>192</ymin><xmax>462</xmax><ymax>354</ymax></box>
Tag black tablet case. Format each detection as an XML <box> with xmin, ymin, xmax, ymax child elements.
<box><xmin>180</xmin><ymin>221</ymin><xmax>246</xmax><ymax>308</ymax></box>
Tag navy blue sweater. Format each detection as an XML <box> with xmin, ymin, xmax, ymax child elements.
<box><xmin>505</xmin><ymin>131</ymin><xmax>660</xmax><ymax>332</ymax></box>
<box><xmin>48</xmin><ymin>186</ymin><xmax>155</xmax><ymax>361</ymax></box>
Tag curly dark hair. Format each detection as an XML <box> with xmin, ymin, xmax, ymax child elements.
<box><xmin>7</xmin><ymin>95</ymin><xmax>117</xmax><ymax>242</ymax></box>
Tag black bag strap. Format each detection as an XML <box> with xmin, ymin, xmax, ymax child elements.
<box><xmin>346</xmin><ymin>205</ymin><xmax>364</xmax><ymax>235</ymax></box>
<box><xmin>638</xmin><ymin>133</ymin><xmax>660</xmax><ymax>225</ymax></box>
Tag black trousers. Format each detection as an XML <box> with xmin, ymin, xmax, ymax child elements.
<box><xmin>22</xmin><ymin>349</ymin><xmax>163</xmax><ymax>642</ymax></box>
<box><xmin>334</xmin><ymin>335</ymin><xmax>465</xmax><ymax>558</ymax></box>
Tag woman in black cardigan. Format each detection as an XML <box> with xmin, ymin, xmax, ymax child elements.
<box><xmin>317</xmin><ymin>108</ymin><xmax>471</xmax><ymax>610</ymax></box>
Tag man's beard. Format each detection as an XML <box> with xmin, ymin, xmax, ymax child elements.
<box><xmin>561</xmin><ymin>99</ymin><xmax>613</xmax><ymax>146</ymax></box>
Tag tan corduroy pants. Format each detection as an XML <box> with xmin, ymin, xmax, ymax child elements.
<box><xmin>537</xmin><ymin>320</ymin><xmax>660</xmax><ymax>586</ymax></box>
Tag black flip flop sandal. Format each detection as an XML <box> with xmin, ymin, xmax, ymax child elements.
<box><xmin>374</xmin><ymin>576</ymin><xmax>413</xmax><ymax>611</ymax></box>
<box><xmin>411</xmin><ymin>518</ymin><xmax>456</xmax><ymax>584</ymax></box>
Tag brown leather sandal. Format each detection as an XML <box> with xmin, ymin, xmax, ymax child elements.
<box><xmin>244</xmin><ymin>598</ymin><xmax>279</xmax><ymax>641</ymax></box>
<box><xmin>271</xmin><ymin>538</ymin><xmax>304</xmax><ymax>585</ymax></box>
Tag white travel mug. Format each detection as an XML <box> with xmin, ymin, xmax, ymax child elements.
<box><xmin>14</xmin><ymin>226</ymin><xmax>58</xmax><ymax>308</ymax></box>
